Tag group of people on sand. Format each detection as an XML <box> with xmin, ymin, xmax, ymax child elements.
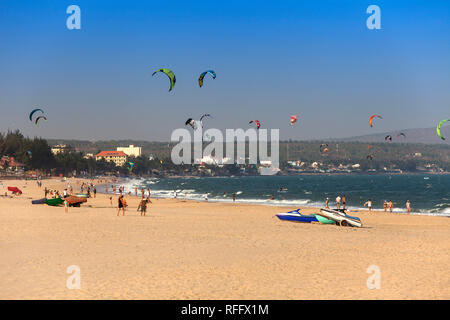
<box><xmin>325</xmin><ymin>195</ymin><xmax>348</xmax><ymax>210</ymax></box>
<box><xmin>107</xmin><ymin>185</ymin><xmax>152</xmax><ymax>217</ymax></box>
<box><xmin>325</xmin><ymin>195</ymin><xmax>412</xmax><ymax>214</ymax></box>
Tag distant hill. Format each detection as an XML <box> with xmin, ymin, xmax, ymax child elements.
<box><xmin>330</xmin><ymin>127</ymin><xmax>450</xmax><ymax>145</ymax></box>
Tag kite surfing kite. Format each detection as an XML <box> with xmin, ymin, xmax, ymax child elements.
<box><xmin>128</xmin><ymin>162</ymin><xmax>135</xmax><ymax>172</ymax></box>
<box><xmin>249</xmin><ymin>120</ymin><xmax>261</xmax><ymax>129</ymax></box>
<box><xmin>198</xmin><ymin>70</ymin><xmax>216</xmax><ymax>87</ymax></box>
<box><xmin>199</xmin><ymin>114</ymin><xmax>212</xmax><ymax>127</ymax></box>
<box><xmin>290</xmin><ymin>115</ymin><xmax>298</xmax><ymax>126</ymax></box>
<box><xmin>185</xmin><ymin>118</ymin><xmax>198</xmax><ymax>130</ymax></box>
<box><xmin>152</xmin><ymin>68</ymin><xmax>176</xmax><ymax>91</ymax></box>
<box><xmin>385</xmin><ymin>135</ymin><xmax>393</xmax><ymax>142</ymax></box>
<box><xmin>367</xmin><ymin>154</ymin><xmax>374</xmax><ymax>161</ymax></box>
<box><xmin>369</xmin><ymin>114</ymin><xmax>383</xmax><ymax>127</ymax></box>
<box><xmin>319</xmin><ymin>144</ymin><xmax>329</xmax><ymax>153</ymax></box>
<box><xmin>35</xmin><ymin>116</ymin><xmax>47</xmax><ymax>126</ymax></box>
<box><xmin>436</xmin><ymin>119</ymin><xmax>450</xmax><ymax>140</ymax></box>
<box><xmin>29</xmin><ymin>108</ymin><xmax>44</xmax><ymax>122</ymax></box>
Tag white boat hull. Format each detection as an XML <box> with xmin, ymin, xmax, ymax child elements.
<box><xmin>318</xmin><ymin>208</ymin><xmax>363</xmax><ymax>228</ymax></box>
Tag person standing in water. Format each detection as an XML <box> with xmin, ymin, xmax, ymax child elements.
<box><xmin>364</xmin><ymin>199</ymin><xmax>373</xmax><ymax>212</ymax></box>
<box><xmin>406</xmin><ymin>200</ymin><xmax>411</xmax><ymax>214</ymax></box>
<box><xmin>388</xmin><ymin>200</ymin><xmax>393</xmax><ymax>213</ymax></box>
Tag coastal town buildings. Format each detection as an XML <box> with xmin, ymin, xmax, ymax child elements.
<box><xmin>117</xmin><ymin>145</ymin><xmax>142</xmax><ymax>157</ymax></box>
<box><xmin>95</xmin><ymin>151</ymin><xmax>127</xmax><ymax>167</ymax></box>
<box><xmin>51</xmin><ymin>144</ymin><xmax>70</xmax><ymax>155</ymax></box>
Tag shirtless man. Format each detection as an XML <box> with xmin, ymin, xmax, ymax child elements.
<box><xmin>336</xmin><ymin>195</ymin><xmax>341</xmax><ymax>209</ymax></box>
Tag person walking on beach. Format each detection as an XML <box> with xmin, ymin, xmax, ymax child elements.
<box><xmin>388</xmin><ymin>200</ymin><xmax>393</xmax><ymax>213</ymax></box>
<box><xmin>406</xmin><ymin>200</ymin><xmax>411</xmax><ymax>214</ymax></box>
<box><xmin>342</xmin><ymin>195</ymin><xmax>347</xmax><ymax>210</ymax></box>
<box><xmin>383</xmin><ymin>200</ymin><xmax>388</xmax><ymax>212</ymax></box>
<box><xmin>117</xmin><ymin>195</ymin><xmax>126</xmax><ymax>216</ymax></box>
<box><xmin>336</xmin><ymin>195</ymin><xmax>341</xmax><ymax>209</ymax></box>
<box><xmin>204</xmin><ymin>193</ymin><xmax>209</xmax><ymax>202</ymax></box>
<box><xmin>64</xmin><ymin>198</ymin><xmax>69</xmax><ymax>213</ymax></box>
<box><xmin>232</xmin><ymin>193</ymin><xmax>236</xmax><ymax>202</ymax></box>
<box><xmin>93</xmin><ymin>187</ymin><xmax>97</xmax><ymax>198</ymax></box>
<box><xmin>137</xmin><ymin>198</ymin><xmax>148</xmax><ymax>216</ymax></box>
<box><xmin>364</xmin><ymin>199</ymin><xmax>373</xmax><ymax>212</ymax></box>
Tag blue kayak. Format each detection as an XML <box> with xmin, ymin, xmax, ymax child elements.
<box><xmin>276</xmin><ymin>209</ymin><xmax>318</xmax><ymax>223</ymax></box>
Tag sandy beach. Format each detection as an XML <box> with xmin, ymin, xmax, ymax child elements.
<box><xmin>0</xmin><ymin>178</ymin><xmax>449</xmax><ymax>300</ymax></box>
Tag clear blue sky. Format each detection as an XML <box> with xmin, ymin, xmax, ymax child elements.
<box><xmin>0</xmin><ymin>0</ymin><xmax>449</xmax><ymax>141</ymax></box>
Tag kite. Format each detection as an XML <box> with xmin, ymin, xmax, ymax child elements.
<box><xmin>385</xmin><ymin>135</ymin><xmax>392</xmax><ymax>142</ymax></box>
<box><xmin>199</xmin><ymin>114</ymin><xmax>212</xmax><ymax>127</ymax></box>
<box><xmin>249</xmin><ymin>120</ymin><xmax>261</xmax><ymax>129</ymax></box>
<box><xmin>319</xmin><ymin>144</ymin><xmax>329</xmax><ymax>153</ymax></box>
<box><xmin>198</xmin><ymin>70</ymin><xmax>216</xmax><ymax>87</ymax></box>
<box><xmin>369</xmin><ymin>115</ymin><xmax>383</xmax><ymax>127</ymax></box>
<box><xmin>396</xmin><ymin>133</ymin><xmax>406</xmax><ymax>139</ymax></box>
<box><xmin>29</xmin><ymin>108</ymin><xmax>44</xmax><ymax>122</ymax></box>
<box><xmin>185</xmin><ymin>118</ymin><xmax>198</xmax><ymax>130</ymax></box>
<box><xmin>436</xmin><ymin>119</ymin><xmax>450</xmax><ymax>140</ymax></box>
<box><xmin>152</xmin><ymin>68</ymin><xmax>176</xmax><ymax>91</ymax></box>
<box><xmin>367</xmin><ymin>154</ymin><xmax>374</xmax><ymax>160</ymax></box>
<box><xmin>290</xmin><ymin>115</ymin><xmax>298</xmax><ymax>126</ymax></box>
<box><xmin>35</xmin><ymin>116</ymin><xmax>47</xmax><ymax>126</ymax></box>
<box><xmin>128</xmin><ymin>162</ymin><xmax>135</xmax><ymax>172</ymax></box>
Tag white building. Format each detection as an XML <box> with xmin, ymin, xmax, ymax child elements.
<box><xmin>117</xmin><ymin>145</ymin><xmax>142</xmax><ymax>157</ymax></box>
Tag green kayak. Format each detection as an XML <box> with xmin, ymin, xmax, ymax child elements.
<box><xmin>314</xmin><ymin>214</ymin><xmax>335</xmax><ymax>225</ymax></box>
<box><xmin>46</xmin><ymin>197</ymin><xmax>64</xmax><ymax>206</ymax></box>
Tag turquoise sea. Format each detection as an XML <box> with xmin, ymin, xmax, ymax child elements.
<box><xmin>116</xmin><ymin>174</ymin><xmax>450</xmax><ymax>216</ymax></box>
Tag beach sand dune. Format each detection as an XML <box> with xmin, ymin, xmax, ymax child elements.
<box><xmin>0</xmin><ymin>178</ymin><xmax>449</xmax><ymax>299</ymax></box>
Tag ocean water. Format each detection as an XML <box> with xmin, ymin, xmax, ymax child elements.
<box><xmin>116</xmin><ymin>174</ymin><xmax>450</xmax><ymax>216</ymax></box>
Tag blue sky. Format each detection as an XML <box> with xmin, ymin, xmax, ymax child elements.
<box><xmin>0</xmin><ymin>0</ymin><xmax>449</xmax><ymax>141</ymax></box>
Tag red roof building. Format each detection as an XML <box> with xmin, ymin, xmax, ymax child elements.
<box><xmin>0</xmin><ymin>156</ymin><xmax>25</xmax><ymax>170</ymax></box>
<box><xmin>95</xmin><ymin>151</ymin><xmax>127</xmax><ymax>167</ymax></box>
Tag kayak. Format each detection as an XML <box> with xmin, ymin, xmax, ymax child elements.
<box><xmin>31</xmin><ymin>198</ymin><xmax>46</xmax><ymax>205</ymax></box>
<box><xmin>65</xmin><ymin>196</ymin><xmax>87</xmax><ymax>207</ymax></box>
<box><xmin>318</xmin><ymin>208</ymin><xmax>362</xmax><ymax>227</ymax></box>
<box><xmin>75</xmin><ymin>193</ymin><xmax>89</xmax><ymax>198</ymax></box>
<box><xmin>8</xmin><ymin>187</ymin><xmax>22</xmax><ymax>195</ymax></box>
<box><xmin>276</xmin><ymin>209</ymin><xmax>318</xmax><ymax>223</ymax></box>
<box><xmin>45</xmin><ymin>197</ymin><xmax>64</xmax><ymax>206</ymax></box>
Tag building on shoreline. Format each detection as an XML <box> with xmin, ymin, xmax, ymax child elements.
<box><xmin>117</xmin><ymin>145</ymin><xmax>141</xmax><ymax>157</ymax></box>
<box><xmin>95</xmin><ymin>151</ymin><xmax>127</xmax><ymax>167</ymax></box>
<box><xmin>51</xmin><ymin>144</ymin><xmax>71</xmax><ymax>155</ymax></box>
